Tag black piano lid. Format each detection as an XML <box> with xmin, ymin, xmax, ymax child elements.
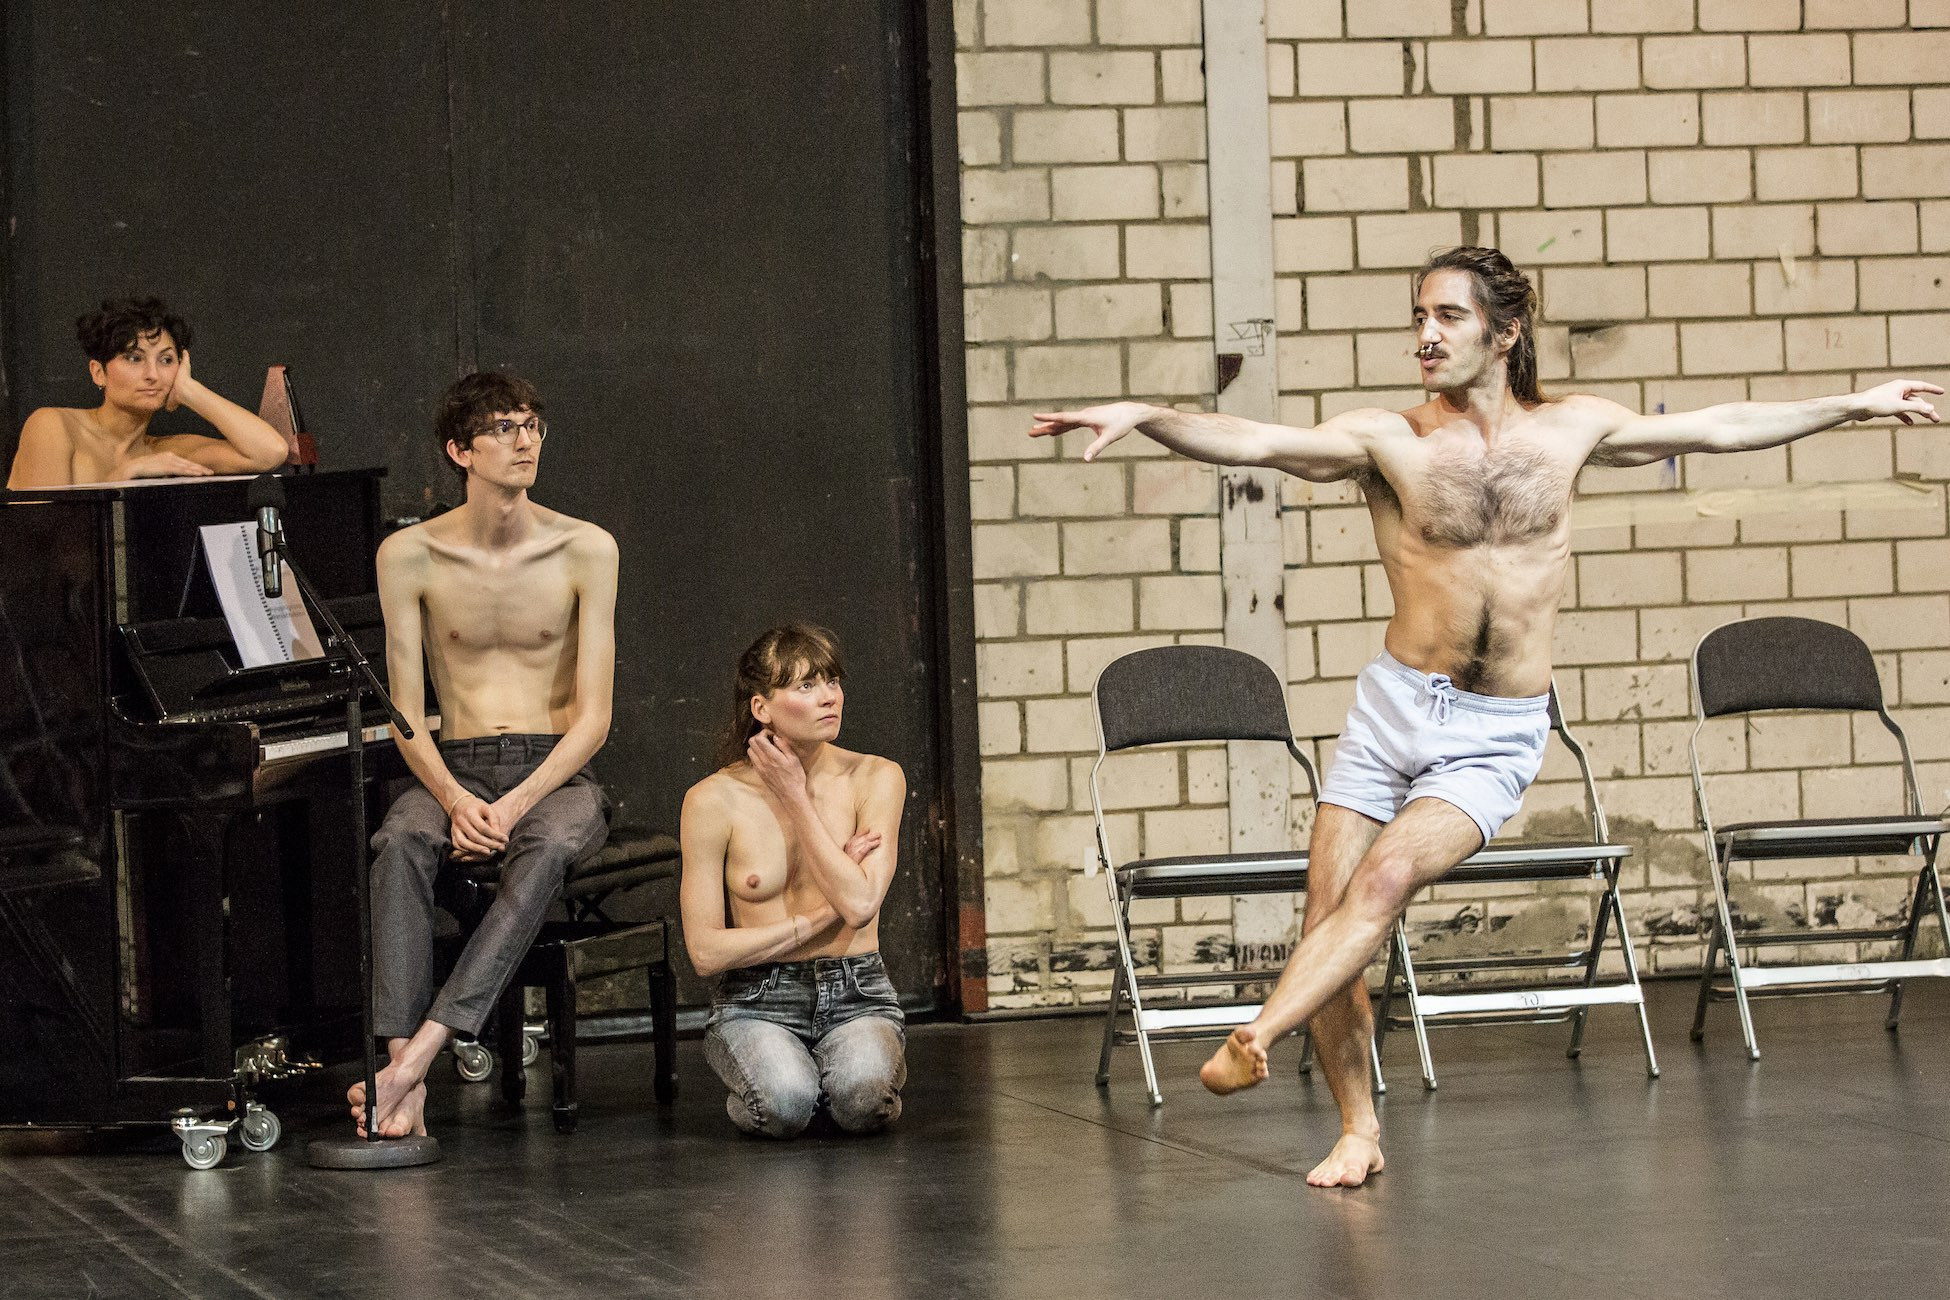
<box><xmin>0</xmin><ymin>466</ymin><xmax>385</xmax><ymax>504</ymax></box>
<box><xmin>119</xmin><ymin>594</ymin><xmax>386</xmax><ymax>724</ymax></box>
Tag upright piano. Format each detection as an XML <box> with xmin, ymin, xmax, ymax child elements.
<box><xmin>0</xmin><ymin>468</ymin><xmax>403</xmax><ymax>1146</ymax></box>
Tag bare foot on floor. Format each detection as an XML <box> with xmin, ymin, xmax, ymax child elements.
<box><xmin>348</xmin><ymin>1066</ymin><xmax>429</xmax><ymax>1139</ymax></box>
<box><xmin>1306</xmin><ymin>1132</ymin><xmax>1384</xmax><ymax>1188</ymax></box>
<box><xmin>1199</xmin><ymin>1026</ymin><xmax>1270</xmax><ymax>1095</ymax></box>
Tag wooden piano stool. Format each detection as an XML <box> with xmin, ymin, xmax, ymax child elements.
<box><xmin>443</xmin><ymin>827</ymin><xmax>682</xmax><ymax>1133</ymax></box>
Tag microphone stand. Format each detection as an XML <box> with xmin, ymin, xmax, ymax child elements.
<box><xmin>279</xmin><ymin>533</ymin><xmax>441</xmax><ymax>1170</ymax></box>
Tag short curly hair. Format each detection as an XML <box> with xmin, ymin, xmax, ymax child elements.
<box><xmin>75</xmin><ymin>297</ymin><xmax>193</xmax><ymax>365</ymax></box>
<box><xmin>434</xmin><ymin>371</ymin><xmax>545</xmax><ymax>482</ymax></box>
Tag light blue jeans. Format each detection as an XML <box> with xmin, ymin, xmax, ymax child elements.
<box><xmin>703</xmin><ymin>953</ymin><xmax>906</xmax><ymax>1138</ymax></box>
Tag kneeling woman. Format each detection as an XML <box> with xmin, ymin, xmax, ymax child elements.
<box><xmin>680</xmin><ymin>624</ymin><xmax>908</xmax><ymax>1137</ymax></box>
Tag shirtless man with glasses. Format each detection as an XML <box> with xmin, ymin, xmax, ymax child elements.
<box><xmin>350</xmin><ymin>371</ymin><xmax>618</xmax><ymax>1139</ymax></box>
<box><xmin>1031</xmin><ymin>245</ymin><xmax>1941</xmax><ymax>1187</ymax></box>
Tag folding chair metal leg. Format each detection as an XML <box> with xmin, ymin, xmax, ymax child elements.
<box><xmin>1106</xmin><ymin>884</ymin><xmax>1163</xmax><ymax>1106</ymax></box>
<box><xmin>1367</xmin><ymin>1025</ymin><xmax>1386</xmax><ymax>1096</ymax></box>
<box><xmin>1707</xmin><ymin>855</ymin><xmax>1761</xmax><ymax>1061</ymax></box>
<box><xmin>1929</xmin><ymin>856</ymin><xmax>1950</xmax><ymax>938</ymax></box>
<box><xmin>1885</xmin><ymin>862</ymin><xmax>1933</xmax><ymax>1029</ymax></box>
<box><xmin>1608</xmin><ymin>880</ymin><xmax>1659</xmax><ymax>1078</ymax></box>
<box><xmin>1567</xmin><ymin>885</ymin><xmax>1615</xmax><ymax>1060</ymax></box>
<box><xmin>1374</xmin><ymin>932</ymin><xmax>1400</xmax><ymax>1059</ymax></box>
<box><xmin>1097</xmin><ymin>961</ymin><xmax>1124</xmax><ymax>1087</ymax></box>
<box><xmin>1392</xmin><ymin>920</ymin><xmax>1438</xmax><ymax>1090</ymax></box>
<box><xmin>1296</xmin><ymin>1029</ymin><xmax>1313</xmax><ymax>1075</ymax></box>
<box><xmin>1691</xmin><ymin>912</ymin><xmax>1721</xmax><ymax>1043</ymax></box>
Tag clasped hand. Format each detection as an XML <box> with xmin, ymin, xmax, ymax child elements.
<box><xmin>448</xmin><ymin>791</ymin><xmax>524</xmax><ymax>861</ymax></box>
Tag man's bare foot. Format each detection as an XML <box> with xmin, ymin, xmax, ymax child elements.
<box><xmin>1199</xmin><ymin>1026</ymin><xmax>1271</xmax><ymax>1095</ymax></box>
<box><xmin>1306</xmin><ymin>1131</ymin><xmax>1384</xmax><ymax>1188</ymax></box>
<box><xmin>347</xmin><ymin>1064</ymin><xmax>429</xmax><ymax>1138</ymax></box>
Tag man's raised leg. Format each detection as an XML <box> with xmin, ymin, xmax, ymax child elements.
<box><xmin>1199</xmin><ymin>805</ymin><xmax>1379</xmax><ymax>1096</ymax></box>
<box><xmin>1199</xmin><ymin>799</ymin><xmax>1483</xmax><ymax>1179</ymax></box>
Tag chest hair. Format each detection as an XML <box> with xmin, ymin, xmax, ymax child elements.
<box><xmin>1410</xmin><ymin>441</ymin><xmax>1570</xmax><ymax>548</ymax></box>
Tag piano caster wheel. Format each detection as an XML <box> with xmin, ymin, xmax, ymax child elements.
<box><xmin>452</xmin><ymin>1040</ymin><xmax>493</xmax><ymax>1083</ymax></box>
<box><xmin>181</xmin><ymin>1133</ymin><xmax>228</xmax><ymax>1170</ymax></box>
<box><xmin>172</xmin><ymin>1115</ymin><xmax>232</xmax><ymax>1170</ymax></box>
<box><xmin>239</xmin><ymin>1103</ymin><xmax>281</xmax><ymax>1153</ymax></box>
<box><xmin>522</xmin><ymin>1031</ymin><xmax>541</xmax><ymax>1068</ymax></box>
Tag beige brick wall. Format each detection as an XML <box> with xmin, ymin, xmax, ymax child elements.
<box><xmin>956</xmin><ymin>0</ymin><xmax>1950</xmax><ymax>1010</ymax></box>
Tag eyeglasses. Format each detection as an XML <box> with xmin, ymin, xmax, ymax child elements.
<box><xmin>477</xmin><ymin>416</ymin><xmax>548</xmax><ymax>445</ymax></box>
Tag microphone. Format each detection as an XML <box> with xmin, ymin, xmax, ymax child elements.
<box><xmin>246</xmin><ymin>474</ymin><xmax>286</xmax><ymax>598</ymax></box>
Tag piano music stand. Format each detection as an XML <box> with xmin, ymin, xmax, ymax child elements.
<box><xmin>268</xmin><ymin>536</ymin><xmax>441</xmax><ymax>1170</ymax></box>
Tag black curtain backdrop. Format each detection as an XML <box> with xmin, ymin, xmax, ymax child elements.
<box><xmin>0</xmin><ymin>0</ymin><xmax>968</xmax><ymax>1011</ymax></box>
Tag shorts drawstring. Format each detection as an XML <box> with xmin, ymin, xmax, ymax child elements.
<box><xmin>1426</xmin><ymin>674</ymin><xmax>1457</xmax><ymax>724</ymax></box>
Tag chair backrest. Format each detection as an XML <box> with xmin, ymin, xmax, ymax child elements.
<box><xmin>1692</xmin><ymin>617</ymin><xmax>1884</xmax><ymax>718</ymax></box>
<box><xmin>1093</xmin><ymin>645</ymin><xmax>1291</xmax><ymax>752</ymax></box>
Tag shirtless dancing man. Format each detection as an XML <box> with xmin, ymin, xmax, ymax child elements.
<box><xmin>1031</xmin><ymin>245</ymin><xmax>1941</xmax><ymax>1187</ymax></box>
<box><xmin>351</xmin><ymin>371</ymin><xmax>618</xmax><ymax>1138</ymax></box>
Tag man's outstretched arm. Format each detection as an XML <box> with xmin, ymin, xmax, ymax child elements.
<box><xmin>1029</xmin><ymin>400</ymin><xmax>1384</xmax><ymax>483</ymax></box>
<box><xmin>1586</xmin><ymin>380</ymin><xmax>1942</xmax><ymax>467</ymax></box>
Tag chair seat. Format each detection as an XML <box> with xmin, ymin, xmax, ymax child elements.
<box><xmin>1446</xmin><ymin>840</ymin><xmax>1629</xmax><ymax>884</ymax></box>
<box><xmin>1116</xmin><ymin>850</ymin><xmax>1308</xmax><ymax>897</ymax></box>
<box><xmin>517</xmin><ymin>917</ymin><xmax>671</xmax><ymax>984</ymax></box>
<box><xmin>1715</xmin><ymin>815</ymin><xmax>1946</xmax><ymax>860</ymax></box>
<box><xmin>564</xmin><ymin>828</ymin><xmax>680</xmax><ymax>899</ymax></box>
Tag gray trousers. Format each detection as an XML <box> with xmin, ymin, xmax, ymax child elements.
<box><xmin>370</xmin><ymin>734</ymin><xmax>608</xmax><ymax>1039</ymax></box>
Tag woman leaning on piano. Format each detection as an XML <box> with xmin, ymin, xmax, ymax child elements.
<box><xmin>6</xmin><ymin>297</ymin><xmax>288</xmax><ymax>490</ymax></box>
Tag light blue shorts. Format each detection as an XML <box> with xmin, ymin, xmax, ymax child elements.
<box><xmin>1317</xmin><ymin>651</ymin><xmax>1551</xmax><ymax>845</ymax></box>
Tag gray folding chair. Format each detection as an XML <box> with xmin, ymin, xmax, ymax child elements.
<box><xmin>1089</xmin><ymin>645</ymin><xmax>1381</xmax><ymax>1106</ymax></box>
<box><xmin>1688</xmin><ymin>616</ymin><xmax>1950</xmax><ymax>1060</ymax></box>
<box><xmin>1375</xmin><ymin>685</ymin><xmax>1659</xmax><ymax>1089</ymax></box>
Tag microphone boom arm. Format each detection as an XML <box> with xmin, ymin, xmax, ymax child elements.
<box><xmin>271</xmin><ymin>537</ymin><xmax>413</xmax><ymax>740</ymax></box>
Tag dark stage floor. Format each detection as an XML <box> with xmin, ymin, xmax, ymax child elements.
<box><xmin>5</xmin><ymin>978</ymin><xmax>1947</xmax><ymax>1300</ymax></box>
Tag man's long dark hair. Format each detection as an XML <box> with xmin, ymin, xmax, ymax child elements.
<box><xmin>1416</xmin><ymin>246</ymin><xmax>1545</xmax><ymax>403</ymax></box>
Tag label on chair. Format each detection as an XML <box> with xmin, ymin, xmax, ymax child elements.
<box><xmin>1411</xmin><ymin>984</ymin><xmax>1644</xmax><ymax>1017</ymax></box>
<box><xmin>1736</xmin><ymin>957</ymin><xmax>1950</xmax><ymax>988</ymax></box>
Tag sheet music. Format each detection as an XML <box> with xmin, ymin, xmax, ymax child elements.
<box><xmin>198</xmin><ymin>522</ymin><xmax>325</xmax><ymax>667</ymax></box>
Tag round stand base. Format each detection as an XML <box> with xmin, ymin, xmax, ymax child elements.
<box><xmin>307</xmin><ymin>1134</ymin><xmax>442</xmax><ymax>1169</ymax></box>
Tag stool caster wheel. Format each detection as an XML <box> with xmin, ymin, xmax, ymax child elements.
<box><xmin>239</xmin><ymin>1103</ymin><xmax>281</xmax><ymax>1153</ymax></box>
<box><xmin>452</xmin><ymin>1039</ymin><xmax>493</xmax><ymax>1083</ymax></box>
<box><xmin>522</xmin><ymin>1030</ymin><xmax>541</xmax><ymax>1068</ymax></box>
